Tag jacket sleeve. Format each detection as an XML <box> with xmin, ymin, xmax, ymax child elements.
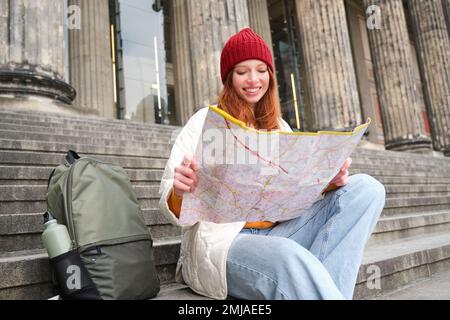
<box><xmin>279</xmin><ymin>117</ymin><xmax>293</xmax><ymax>132</ymax></box>
<box><xmin>158</xmin><ymin>108</ymin><xmax>207</xmax><ymax>226</ymax></box>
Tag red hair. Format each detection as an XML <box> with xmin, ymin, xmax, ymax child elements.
<box><xmin>218</xmin><ymin>69</ymin><xmax>281</xmax><ymax>130</ymax></box>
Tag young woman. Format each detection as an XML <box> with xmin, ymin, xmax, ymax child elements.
<box><xmin>158</xmin><ymin>28</ymin><xmax>385</xmax><ymax>300</ymax></box>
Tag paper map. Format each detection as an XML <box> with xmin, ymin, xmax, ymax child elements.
<box><xmin>179</xmin><ymin>107</ymin><xmax>370</xmax><ymax>226</ymax></box>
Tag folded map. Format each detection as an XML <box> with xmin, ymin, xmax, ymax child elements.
<box><xmin>179</xmin><ymin>106</ymin><xmax>370</xmax><ymax>226</ymax></box>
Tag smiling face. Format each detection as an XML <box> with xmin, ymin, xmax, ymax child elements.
<box><xmin>231</xmin><ymin>59</ymin><xmax>270</xmax><ymax>107</ymax></box>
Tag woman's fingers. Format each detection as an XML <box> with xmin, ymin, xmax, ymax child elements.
<box><xmin>175</xmin><ymin>172</ymin><xmax>195</xmax><ymax>187</ymax></box>
<box><xmin>341</xmin><ymin>158</ymin><xmax>352</xmax><ymax>171</ymax></box>
<box><xmin>173</xmin><ymin>155</ymin><xmax>200</xmax><ymax>196</ymax></box>
<box><xmin>181</xmin><ymin>155</ymin><xmax>192</xmax><ymax>167</ymax></box>
<box><xmin>334</xmin><ymin>171</ymin><xmax>349</xmax><ymax>186</ymax></box>
<box><xmin>173</xmin><ymin>179</ymin><xmax>191</xmax><ymax>196</ymax></box>
<box><xmin>175</xmin><ymin>165</ymin><xmax>198</xmax><ymax>187</ymax></box>
<box><xmin>191</xmin><ymin>157</ymin><xmax>199</xmax><ymax>172</ymax></box>
<box><xmin>335</xmin><ymin>175</ymin><xmax>349</xmax><ymax>187</ymax></box>
<box><xmin>330</xmin><ymin>168</ymin><xmax>349</xmax><ymax>185</ymax></box>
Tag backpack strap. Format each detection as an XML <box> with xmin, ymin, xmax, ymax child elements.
<box><xmin>65</xmin><ymin>150</ymin><xmax>80</xmax><ymax>166</ymax></box>
<box><xmin>47</xmin><ymin>169</ymin><xmax>56</xmax><ymax>187</ymax></box>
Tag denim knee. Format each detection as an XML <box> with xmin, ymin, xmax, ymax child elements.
<box><xmin>260</xmin><ymin>237</ymin><xmax>336</xmax><ymax>299</ymax></box>
<box><xmin>349</xmin><ymin>173</ymin><xmax>386</xmax><ymax>203</ymax></box>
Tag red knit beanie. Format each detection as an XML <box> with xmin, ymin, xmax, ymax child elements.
<box><xmin>220</xmin><ymin>27</ymin><xmax>274</xmax><ymax>84</ymax></box>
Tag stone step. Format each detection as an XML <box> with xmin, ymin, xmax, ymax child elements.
<box><xmin>0</xmin><ymin>218</ymin><xmax>180</xmax><ymax>252</ymax></box>
<box><xmin>369</xmin><ymin>210</ymin><xmax>450</xmax><ymax>245</ymax></box>
<box><xmin>372</xmin><ymin>268</ymin><xmax>450</xmax><ymax>300</ymax></box>
<box><xmin>3</xmin><ymin>230</ymin><xmax>450</xmax><ymax>300</ymax></box>
<box><xmin>0</xmin><ymin>139</ymin><xmax>173</xmax><ymax>158</ymax></box>
<box><xmin>350</xmin><ymin>158</ymin><xmax>450</xmax><ymax>171</ymax></box>
<box><xmin>355</xmin><ymin>147</ymin><xmax>450</xmax><ymax>163</ymax></box>
<box><xmin>0</xmin><ymin>208</ymin><xmax>169</xmax><ymax>234</ymax></box>
<box><xmin>0</xmin><ymin>150</ymin><xmax>167</xmax><ymax>169</ymax></box>
<box><xmin>0</xmin><ymin>118</ymin><xmax>177</xmax><ymax>137</ymax></box>
<box><xmin>353</xmin><ymin>150</ymin><xmax>450</xmax><ymax>164</ymax></box>
<box><xmin>0</xmin><ymin>108</ymin><xmax>180</xmax><ymax>133</ymax></box>
<box><xmin>0</xmin><ymin>117</ymin><xmax>179</xmax><ymax>136</ymax></box>
<box><xmin>3</xmin><ymin>138</ymin><xmax>450</xmax><ymax>174</ymax></box>
<box><xmin>354</xmin><ymin>172</ymin><xmax>450</xmax><ymax>185</ymax></box>
<box><xmin>6</xmin><ymin>207</ymin><xmax>448</xmax><ymax>240</ymax></box>
<box><xmin>3</xmin><ymin>205</ymin><xmax>448</xmax><ymax>253</ymax></box>
<box><xmin>1</xmin><ymin>108</ymin><xmax>449</xmax><ymax>159</ymax></box>
<box><xmin>3</xmin><ymin>185</ymin><xmax>450</xmax><ymax>216</ymax></box>
<box><xmin>0</xmin><ymin>185</ymin><xmax>163</xmax><ymax>215</ymax></box>
<box><xmin>0</xmin><ymin>184</ymin><xmax>160</xmax><ymax>202</ymax></box>
<box><xmin>3</xmin><ymin>183</ymin><xmax>449</xmax><ymax>205</ymax></box>
<box><xmin>0</xmin><ymin>165</ymin><xmax>164</xmax><ymax>184</ymax></box>
<box><xmin>0</xmin><ymin>109</ymin><xmax>447</xmax><ymax>163</ymax></box>
<box><xmin>3</xmin><ymin>164</ymin><xmax>450</xmax><ymax>187</ymax></box>
<box><xmin>354</xmin><ymin>231</ymin><xmax>450</xmax><ymax>299</ymax></box>
<box><xmin>354</xmin><ymin>161</ymin><xmax>450</xmax><ymax>171</ymax></box>
<box><xmin>384</xmin><ymin>184</ymin><xmax>450</xmax><ymax>197</ymax></box>
<box><xmin>0</xmin><ymin>197</ymin><xmax>160</xmax><ymax>216</ymax></box>
<box><xmin>353</xmin><ymin>148</ymin><xmax>450</xmax><ymax>164</ymax></box>
<box><xmin>2</xmin><ymin>111</ymin><xmax>450</xmax><ymax>168</ymax></box>
<box><xmin>383</xmin><ymin>196</ymin><xmax>450</xmax><ymax>215</ymax></box>
<box><xmin>0</xmin><ymin>207</ymin><xmax>166</xmax><ymax>231</ymax></box>
<box><xmin>0</xmin><ymin>129</ymin><xmax>174</xmax><ymax>146</ymax></box>
<box><xmin>157</xmin><ymin>269</ymin><xmax>450</xmax><ymax>300</ymax></box>
<box><xmin>0</xmin><ymin>236</ymin><xmax>181</xmax><ymax>300</ymax></box>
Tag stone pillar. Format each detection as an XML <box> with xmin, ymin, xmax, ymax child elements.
<box><xmin>0</xmin><ymin>0</ymin><xmax>75</xmax><ymax>109</ymax></box>
<box><xmin>408</xmin><ymin>0</ymin><xmax>450</xmax><ymax>156</ymax></box>
<box><xmin>247</xmin><ymin>0</ymin><xmax>280</xmax><ymax>110</ymax></box>
<box><xmin>247</xmin><ymin>0</ymin><xmax>273</xmax><ymax>52</ymax></box>
<box><xmin>68</xmin><ymin>0</ymin><xmax>115</xmax><ymax>118</ymax></box>
<box><xmin>172</xmin><ymin>0</ymin><xmax>249</xmax><ymax>125</ymax></box>
<box><xmin>295</xmin><ymin>0</ymin><xmax>362</xmax><ymax>131</ymax></box>
<box><xmin>171</xmin><ymin>0</ymin><xmax>195</xmax><ymax>125</ymax></box>
<box><xmin>363</xmin><ymin>0</ymin><xmax>432</xmax><ymax>152</ymax></box>
<box><xmin>443</xmin><ymin>0</ymin><xmax>450</xmax><ymax>37</ymax></box>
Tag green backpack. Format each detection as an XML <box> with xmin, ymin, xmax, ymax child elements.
<box><xmin>46</xmin><ymin>150</ymin><xmax>160</xmax><ymax>299</ymax></box>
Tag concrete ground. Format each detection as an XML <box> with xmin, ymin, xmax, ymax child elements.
<box><xmin>373</xmin><ymin>270</ymin><xmax>450</xmax><ymax>300</ymax></box>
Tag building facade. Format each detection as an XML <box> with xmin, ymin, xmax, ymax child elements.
<box><xmin>0</xmin><ymin>0</ymin><xmax>449</xmax><ymax>156</ymax></box>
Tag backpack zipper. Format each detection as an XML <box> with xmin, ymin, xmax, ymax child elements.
<box><xmin>66</xmin><ymin>160</ymin><xmax>78</xmax><ymax>248</ymax></box>
<box><xmin>65</xmin><ymin>157</ymin><xmax>106</xmax><ymax>248</ymax></box>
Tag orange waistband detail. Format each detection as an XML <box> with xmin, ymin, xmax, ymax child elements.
<box><xmin>243</xmin><ymin>221</ymin><xmax>276</xmax><ymax>229</ymax></box>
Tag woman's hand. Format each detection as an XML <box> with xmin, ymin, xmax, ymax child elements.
<box><xmin>329</xmin><ymin>157</ymin><xmax>352</xmax><ymax>187</ymax></box>
<box><xmin>173</xmin><ymin>155</ymin><xmax>199</xmax><ymax>197</ymax></box>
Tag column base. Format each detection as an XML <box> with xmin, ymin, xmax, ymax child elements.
<box><xmin>0</xmin><ymin>95</ymin><xmax>91</xmax><ymax>117</ymax></box>
<box><xmin>444</xmin><ymin>148</ymin><xmax>450</xmax><ymax>157</ymax></box>
<box><xmin>0</xmin><ymin>69</ymin><xmax>76</xmax><ymax>105</ymax></box>
<box><xmin>385</xmin><ymin>136</ymin><xmax>432</xmax><ymax>153</ymax></box>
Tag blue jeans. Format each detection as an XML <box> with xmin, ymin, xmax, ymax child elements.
<box><xmin>226</xmin><ymin>174</ymin><xmax>386</xmax><ymax>300</ymax></box>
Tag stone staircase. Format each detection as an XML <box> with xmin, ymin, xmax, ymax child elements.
<box><xmin>1</xmin><ymin>106</ymin><xmax>450</xmax><ymax>300</ymax></box>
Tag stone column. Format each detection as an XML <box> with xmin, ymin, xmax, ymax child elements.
<box><xmin>171</xmin><ymin>0</ymin><xmax>195</xmax><ymax>125</ymax></box>
<box><xmin>408</xmin><ymin>0</ymin><xmax>450</xmax><ymax>156</ymax></box>
<box><xmin>0</xmin><ymin>0</ymin><xmax>75</xmax><ymax>109</ymax></box>
<box><xmin>172</xmin><ymin>0</ymin><xmax>249</xmax><ymax>125</ymax></box>
<box><xmin>295</xmin><ymin>0</ymin><xmax>362</xmax><ymax>131</ymax></box>
<box><xmin>443</xmin><ymin>0</ymin><xmax>450</xmax><ymax>37</ymax></box>
<box><xmin>247</xmin><ymin>0</ymin><xmax>273</xmax><ymax>52</ymax></box>
<box><xmin>363</xmin><ymin>0</ymin><xmax>432</xmax><ymax>152</ymax></box>
<box><xmin>247</xmin><ymin>0</ymin><xmax>280</xmax><ymax>111</ymax></box>
<box><xmin>68</xmin><ymin>0</ymin><xmax>115</xmax><ymax>118</ymax></box>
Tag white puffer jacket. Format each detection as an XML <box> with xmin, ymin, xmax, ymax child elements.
<box><xmin>158</xmin><ymin>106</ymin><xmax>292</xmax><ymax>299</ymax></box>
